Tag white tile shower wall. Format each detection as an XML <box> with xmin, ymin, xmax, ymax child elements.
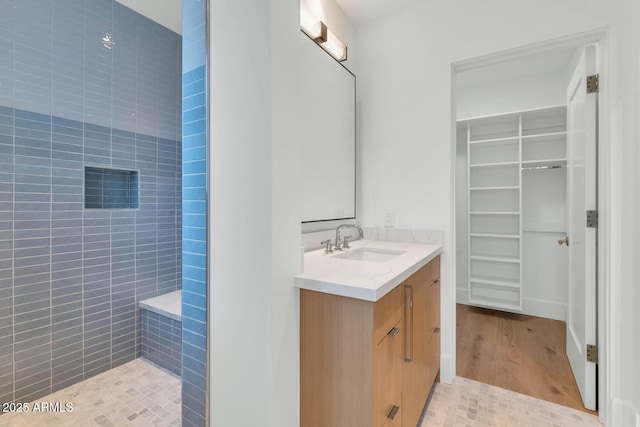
<box><xmin>0</xmin><ymin>0</ymin><xmax>182</xmax><ymax>405</ymax></box>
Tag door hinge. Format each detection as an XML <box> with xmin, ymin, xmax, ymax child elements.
<box><xmin>587</xmin><ymin>74</ymin><xmax>599</xmax><ymax>93</ymax></box>
<box><xmin>586</xmin><ymin>210</ymin><xmax>598</xmax><ymax>228</ymax></box>
<box><xmin>586</xmin><ymin>344</ymin><xmax>599</xmax><ymax>364</ymax></box>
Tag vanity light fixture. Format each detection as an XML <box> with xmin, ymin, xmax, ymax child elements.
<box><xmin>300</xmin><ymin>9</ymin><xmax>347</xmax><ymax>62</ymax></box>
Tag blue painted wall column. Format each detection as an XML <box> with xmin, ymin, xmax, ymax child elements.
<box><xmin>181</xmin><ymin>0</ymin><xmax>208</xmax><ymax>425</ymax></box>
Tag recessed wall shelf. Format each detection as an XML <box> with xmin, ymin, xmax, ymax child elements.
<box><xmin>84</xmin><ymin>166</ymin><xmax>139</xmax><ymax>209</ymax></box>
<box><xmin>460</xmin><ymin>104</ymin><xmax>568</xmax><ymax>312</ymax></box>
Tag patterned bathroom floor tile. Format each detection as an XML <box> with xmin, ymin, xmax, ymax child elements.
<box><xmin>1</xmin><ymin>359</ymin><xmax>181</xmax><ymax>427</ymax></box>
<box><xmin>421</xmin><ymin>377</ymin><xmax>603</xmax><ymax>427</ymax></box>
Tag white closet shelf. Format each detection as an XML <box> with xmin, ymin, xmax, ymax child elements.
<box><xmin>469</xmin><ymin>136</ymin><xmax>519</xmax><ymax>145</ymax></box>
<box><xmin>521</xmin><ymin>158</ymin><xmax>567</xmax><ymax>169</ymax></box>
<box><xmin>469</xmin><ymin>161</ymin><xmax>520</xmax><ymax>168</ymax></box>
<box><xmin>470</xmin><ymin>211</ymin><xmax>519</xmax><ymax>215</ymax></box>
<box><xmin>468</xmin><ymin>298</ymin><xmax>522</xmax><ymax>311</ymax></box>
<box><xmin>469</xmin><ymin>233</ymin><xmax>520</xmax><ymax>239</ymax></box>
<box><xmin>521</xmin><ymin>131</ymin><xmax>567</xmax><ymax>140</ymax></box>
<box><xmin>470</xmin><ymin>276</ymin><xmax>520</xmax><ymax>287</ymax></box>
<box><xmin>470</xmin><ymin>186</ymin><xmax>520</xmax><ymax>191</ymax></box>
<box><xmin>470</xmin><ymin>255</ymin><xmax>520</xmax><ymax>263</ymax></box>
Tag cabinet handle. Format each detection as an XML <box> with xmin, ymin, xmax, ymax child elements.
<box><xmin>388</xmin><ymin>405</ymin><xmax>400</xmax><ymax>420</ymax></box>
<box><xmin>404</xmin><ymin>285</ymin><xmax>414</xmax><ymax>363</ymax></box>
<box><xmin>389</xmin><ymin>327</ymin><xmax>400</xmax><ymax>337</ymax></box>
<box><xmin>434</xmin><ymin>327</ymin><xmax>440</xmax><ymax>334</ymax></box>
<box><xmin>433</xmin><ymin>278</ymin><xmax>440</xmax><ymax>285</ymax></box>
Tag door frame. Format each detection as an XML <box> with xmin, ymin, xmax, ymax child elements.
<box><xmin>449</xmin><ymin>29</ymin><xmax>610</xmax><ymax>424</ymax></box>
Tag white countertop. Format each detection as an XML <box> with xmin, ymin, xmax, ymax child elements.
<box><xmin>295</xmin><ymin>240</ymin><xmax>442</xmax><ymax>302</ymax></box>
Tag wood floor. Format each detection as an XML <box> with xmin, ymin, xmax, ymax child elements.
<box><xmin>456</xmin><ymin>303</ymin><xmax>597</xmax><ymax>414</ymax></box>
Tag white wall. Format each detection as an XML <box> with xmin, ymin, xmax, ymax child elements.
<box><xmin>209</xmin><ymin>0</ymin><xmax>272</xmax><ymax>425</ymax></box>
<box><xmin>356</xmin><ymin>1</ymin><xmax>637</xmax><ymax>424</ymax></box>
<box><xmin>631</xmin><ymin>1</ymin><xmax>640</xmax><ymax>422</ymax></box>
<box><xmin>115</xmin><ymin>0</ymin><xmax>182</xmax><ymax>34</ymax></box>
<box><xmin>457</xmin><ymin>71</ymin><xmax>567</xmax><ymax>119</ymax></box>
<box><xmin>208</xmin><ymin>0</ymin><xmax>346</xmax><ymax>426</ymax></box>
<box><xmin>270</xmin><ymin>0</ymin><xmax>303</xmax><ymax>426</ymax></box>
<box><xmin>612</xmin><ymin>0</ymin><xmax>640</xmax><ymax>424</ymax></box>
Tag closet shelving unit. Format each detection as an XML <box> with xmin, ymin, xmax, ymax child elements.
<box><xmin>461</xmin><ymin>105</ymin><xmax>567</xmax><ymax>311</ymax></box>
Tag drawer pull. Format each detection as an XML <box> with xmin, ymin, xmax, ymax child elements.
<box><xmin>433</xmin><ymin>278</ymin><xmax>440</xmax><ymax>285</ymax></box>
<box><xmin>404</xmin><ymin>285</ymin><xmax>414</xmax><ymax>363</ymax></box>
<box><xmin>388</xmin><ymin>405</ymin><xmax>400</xmax><ymax>420</ymax></box>
<box><xmin>434</xmin><ymin>327</ymin><xmax>440</xmax><ymax>334</ymax></box>
<box><xmin>389</xmin><ymin>327</ymin><xmax>400</xmax><ymax>337</ymax></box>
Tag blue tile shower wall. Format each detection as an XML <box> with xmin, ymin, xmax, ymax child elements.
<box><xmin>0</xmin><ymin>0</ymin><xmax>182</xmax><ymax>405</ymax></box>
<box><xmin>182</xmin><ymin>0</ymin><xmax>208</xmax><ymax>426</ymax></box>
<box><xmin>141</xmin><ymin>309</ymin><xmax>182</xmax><ymax>376</ymax></box>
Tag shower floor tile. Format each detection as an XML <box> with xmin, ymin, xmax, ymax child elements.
<box><xmin>421</xmin><ymin>376</ymin><xmax>603</xmax><ymax>427</ymax></box>
<box><xmin>1</xmin><ymin>359</ymin><xmax>181</xmax><ymax>427</ymax></box>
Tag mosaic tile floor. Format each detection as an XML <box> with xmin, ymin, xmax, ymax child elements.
<box><xmin>1</xmin><ymin>359</ymin><xmax>181</xmax><ymax>427</ymax></box>
<box><xmin>421</xmin><ymin>376</ymin><xmax>603</xmax><ymax>427</ymax></box>
<box><xmin>2</xmin><ymin>361</ymin><xmax>604</xmax><ymax>427</ymax></box>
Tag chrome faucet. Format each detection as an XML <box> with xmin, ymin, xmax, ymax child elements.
<box><xmin>334</xmin><ymin>224</ymin><xmax>363</xmax><ymax>250</ymax></box>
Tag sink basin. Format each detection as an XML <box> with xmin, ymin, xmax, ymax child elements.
<box><xmin>333</xmin><ymin>247</ymin><xmax>406</xmax><ymax>262</ymax></box>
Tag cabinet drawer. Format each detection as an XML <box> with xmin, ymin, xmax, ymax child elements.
<box><xmin>381</xmin><ymin>394</ymin><xmax>402</xmax><ymax>427</ymax></box>
<box><xmin>374</xmin><ymin>285</ymin><xmax>402</xmax><ymax>345</ymax></box>
<box><xmin>429</xmin><ymin>256</ymin><xmax>440</xmax><ymax>284</ymax></box>
<box><xmin>374</xmin><ymin>319</ymin><xmax>402</xmax><ymax>427</ymax></box>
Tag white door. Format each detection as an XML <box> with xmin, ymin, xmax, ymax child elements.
<box><xmin>565</xmin><ymin>44</ymin><xmax>598</xmax><ymax>411</ymax></box>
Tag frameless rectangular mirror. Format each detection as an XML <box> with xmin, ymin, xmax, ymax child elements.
<box><xmin>300</xmin><ymin>32</ymin><xmax>356</xmax><ymax>223</ymax></box>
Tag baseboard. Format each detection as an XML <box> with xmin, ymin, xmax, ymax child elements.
<box><xmin>456</xmin><ymin>288</ymin><xmax>468</xmax><ymax>304</ymax></box>
<box><xmin>457</xmin><ymin>292</ymin><xmax>565</xmax><ymax>321</ymax></box>
<box><xmin>612</xmin><ymin>398</ymin><xmax>640</xmax><ymax>427</ymax></box>
<box><xmin>440</xmin><ymin>353</ymin><xmax>453</xmax><ymax>384</ymax></box>
<box><xmin>522</xmin><ymin>297</ymin><xmax>566</xmax><ymax>321</ymax></box>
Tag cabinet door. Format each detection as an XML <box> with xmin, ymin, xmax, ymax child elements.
<box><xmin>401</xmin><ymin>275</ymin><xmax>429</xmax><ymax>427</ymax></box>
<box><xmin>374</xmin><ymin>319</ymin><xmax>403</xmax><ymax>427</ymax></box>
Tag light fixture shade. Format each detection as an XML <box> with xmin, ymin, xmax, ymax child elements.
<box><xmin>321</xmin><ymin>30</ymin><xmax>347</xmax><ymax>62</ymax></box>
<box><xmin>300</xmin><ymin>5</ymin><xmax>348</xmax><ymax>62</ymax></box>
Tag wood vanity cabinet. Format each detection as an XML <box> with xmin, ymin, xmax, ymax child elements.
<box><xmin>300</xmin><ymin>256</ymin><xmax>441</xmax><ymax>427</ymax></box>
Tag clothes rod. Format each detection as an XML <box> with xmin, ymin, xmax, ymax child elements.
<box><xmin>521</xmin><ymin>165</ymin><xmax>565</xmax><ymax>171</ymax></box>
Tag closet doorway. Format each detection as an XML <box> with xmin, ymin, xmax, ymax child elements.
<box><xmin>453</xmin><ymin>40</ymin><xmax>600</xmax><ymax>414</ymax></box>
